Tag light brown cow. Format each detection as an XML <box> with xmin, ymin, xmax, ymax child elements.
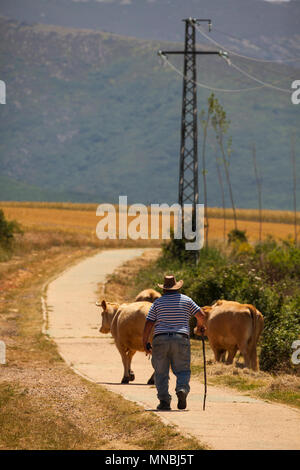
<box><xmin>96</xmin><ymin>299</ymin><xmax>154</xmax><ymax>384</ymax></box>
<box><xmin>135</xmin><ymin>288</ymin><xmax>161</xmax><ymax>303</ymax></box>
<box><xmin>198</xmin><ymin>300</ymin><xmax>264</xmax><ymax>370</ymax></box>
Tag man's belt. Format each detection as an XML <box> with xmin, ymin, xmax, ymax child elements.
<box><xmin>154</xmin><ymin>332</ymin><xmax>189</xmax><ymax>339</ymax></box>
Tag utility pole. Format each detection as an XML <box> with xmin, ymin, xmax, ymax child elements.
<box><xmin>159</xmin><ymin>18</ymin><xmax>224</xmax><ymax>251</ymax></box>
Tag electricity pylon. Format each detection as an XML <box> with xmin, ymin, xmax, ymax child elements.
<box><xmin>159</xmin><ymin>18</ymin><xmax>222</xmax><ymax>236</ymax></box>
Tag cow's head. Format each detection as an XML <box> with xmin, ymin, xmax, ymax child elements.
<box><xmin>202</xmin><ymin>306</ymin><xmax>212</xmax><ymax>321</ymax></box>
<box><xmin>193</xmin><ymin>306</ymin><xmax>210</xmax><ymax>336</ymax></box>
<box><xmin>96</xmin><ymin>299</ymin><xmax>119</xmax><ymax>334</ymax></box>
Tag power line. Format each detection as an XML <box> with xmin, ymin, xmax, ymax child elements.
<box><xmin>229</xmin><ymin>60</ymin><xmax>291</xmax><ymax>93</ymax></box>
<box><xmin>160</xmin><ymin>53</ymin><xmax>290</xmax><ymax>94</ymax></box>
<box><xmin>195</xmin><ymin>23</ymin><xmax>300</xmax><ymax>64</ymax></box>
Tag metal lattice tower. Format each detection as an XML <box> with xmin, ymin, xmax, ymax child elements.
<box><xmin>179</xmin><ymin>19</ymin><xmax>198</xmax><ymax>228</ymax></box>
<box><xmin>159</xmin><ymin>18</ymin><xmax>221</xmax><ymax>231</ymax></box>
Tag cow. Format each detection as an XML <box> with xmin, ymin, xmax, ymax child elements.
<box><xmin>96</xmin><ymin>299</ymin><xmax>155</xmax><ymax>384</ymax></box>
<box><xmin>135</xmin><ymin>288</ymin><xmax>161</xmax><ymax>303</ymax></box>
<box><xmin>197</xmin><ymin>300</ymin><xmax>264</xmax><ymax>370</ymax></box>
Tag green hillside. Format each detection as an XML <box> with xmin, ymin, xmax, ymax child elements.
<box><xmin>0</xmin><ymin>17</ymin><xmax>299</xmax><ymax>209</ymax></box>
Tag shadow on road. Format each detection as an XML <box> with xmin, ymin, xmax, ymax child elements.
<box><xmin>96</xmin><ymin>381</ymin><xmax>152</xmax><ymax>386</ymax></box>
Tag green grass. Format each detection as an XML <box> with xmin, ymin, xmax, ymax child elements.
<box><xmin>259</xmin><ymin>390</ymin><xmax>300</xmax><ymax>408</ymax></box>
<box><xmin>211</xmin><ymin>375</ymin><xmax>265</xmax><ymax>392</ymax></box>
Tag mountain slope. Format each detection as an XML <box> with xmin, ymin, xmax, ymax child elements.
<box><xmin>0</xmin><ymin>0</ymin><xmax>299</xmax><ymax>60</ymax></box>
<box><xmin>0</xmin><ymin>17</ymin><xmax>299</xmax><ymax>209</ymax></box>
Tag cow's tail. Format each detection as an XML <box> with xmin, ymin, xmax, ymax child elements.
<box><xmin>246</xmin><ymin>304</ymin><xmax>258</xmax><ymax>369</ymax></box>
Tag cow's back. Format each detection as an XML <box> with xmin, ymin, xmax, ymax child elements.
<box><xmin>207</xmin><ymin>302</ymin><xmax>253</xmax><ymax>348</ymax></box>
<box><xmin>135</xmin><ymin>289</ymin><xmax>161</xmax><ymax>303</ymax></box>
<box><xmin>111</xmin><ymin>301</ymin><xmax>152</xmax><ymax>352</ymax></box>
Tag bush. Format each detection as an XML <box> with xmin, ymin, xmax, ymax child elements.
<box><xmin>260</xmin><ymin>301</ymin><xmax>300</xmax><ymax>373</ymax></box>
<box><xmin>227</xmin><ymin>229</ymin><xmax>248</xmax><ymax>244</ymax></box>
<box><xmin>265</xmin><ymin>243</ymin><xmax>300</xmax><ymax>281</ymax></box>
<box><xmin>0</xmin><ymin>209</ymin><xmax>22</xmax><ymax>257</ymax></box>
<box><xmin>161</xmin><ymin>232</ymin><xmax>196</xmax><ymax>264</ymax></box>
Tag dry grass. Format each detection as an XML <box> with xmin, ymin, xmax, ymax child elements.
<box><xmin>190</xmin><ymin>339</ymin><xmax>300</xmax><ymax>409</ymax></box>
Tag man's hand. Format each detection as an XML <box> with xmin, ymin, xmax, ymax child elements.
<box><xmin>144</xmin><ymin>342</ymin><xmax>152</xmax><ymax>356</ymax></box>
<box><xmin>143</xmin><ymin>319</ymin><xmax>154</xmax><ymax>356</ymax></box>
<box><xmin>195</xmin><ymin>325</ymin><xmax>206</xmax><ymax>336</ymax></box>
<box><xmin>194</xmin><ymin>309</ymin><xmax>206</xmax><ymax>336</ymax></box>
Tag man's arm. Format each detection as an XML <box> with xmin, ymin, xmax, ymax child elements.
<box><xmin>143</xmin><ymin>319</ymin><xmax>155</xmax><ymax>355</ymax></box>
<box><xmin>194</xmin><ymin>308</ymin><xmax>206</xmax><ymax>336</ymax></box>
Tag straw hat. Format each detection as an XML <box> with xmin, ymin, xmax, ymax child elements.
<box><xmin>157</xmin><ymin>275</ymin><xmax>183</xmax><ymax>291</ymax></box>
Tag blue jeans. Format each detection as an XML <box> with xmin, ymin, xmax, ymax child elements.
<box><xmin>151</xmin><ymin>333</ymin><xmax>191</xmax><ymax>403</ymax></box>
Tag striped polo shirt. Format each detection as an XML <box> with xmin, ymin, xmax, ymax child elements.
<box><xmin>146</xmin><ymin>292</ymin><xmax>201</xmax><ymax>336</ymax></box>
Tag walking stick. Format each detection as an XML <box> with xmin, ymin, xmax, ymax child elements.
<box><xmin>200</xmin><ymin>328</ymin><xmax>207</xmax><ymax>411</ymax></box>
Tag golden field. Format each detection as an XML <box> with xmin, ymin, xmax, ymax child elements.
<box><xmin>1</xmin><ymin>201</ymin><xmax>299</xmax><ymax>242</ymax></box>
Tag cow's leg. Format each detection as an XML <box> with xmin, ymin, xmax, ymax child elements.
<box><xmin>238</xmin><ymin>341</ymin><xmax>252</xmax><ymax>369</ymax></box>
<box><xmin>238</xmin><ymin>337</ymin><xmax>258</xmax><ymax>370</ymax></box>
<box><xmin>117</xmin><ymin>345</ymin><xmax>131</xmax><ymax>383</ymax></box>
<box><xmin>147</xmin><ymin>372</ymin><xmax>155</xmax><ymax>385</ymax></box>
<box><xmin>226</xmin><ymin>345</ymin><xmax>238</xmax><ymax>365</ymax></box>
<box><xmin>210</xmin><ymin>343</ymin><xmax>221</xmax><ymax>362</ymax></box>
<box><xmin>249</xmin><ymin>346</ymin><xmax>258</xmax><ymax>371</ymax></box>
<box><xmin>127</xmin><ymin>349</ymin><xmax>136</xmax><ymax>381</ymax></box>
<box><xmin>219</xmin><ymin>350</ymin><xmax>226</xmax><ymax>362</ymax></box>
<box><xmin>215</xmin><ymin>348</ymin><xmax>226</xmax><ymax>362</ymax></box>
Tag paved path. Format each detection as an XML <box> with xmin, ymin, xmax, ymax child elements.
<box><xmin>45</xmin><ymin>249</ymin><xmax>300</xmax><ymax>450</ymax></box>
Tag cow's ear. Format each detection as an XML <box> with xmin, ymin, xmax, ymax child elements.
<box><xmin>101</xmin><ymin>299</ymin><xmax>107</xmax><ymax>310</ymax></box>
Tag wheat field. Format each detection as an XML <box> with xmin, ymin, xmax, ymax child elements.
<box><xmin>1</xmin><ymin>201</ymin><xmax>299</xmax><ymax>242</ymax></box>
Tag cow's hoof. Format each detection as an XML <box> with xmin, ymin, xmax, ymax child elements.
<box><xmin>129</xmin><ymin>373</ymin><xmax>135</xmax><ymax>382</ymax></box>
<box><xmin>121</xmin><ymin>377</ymin><xmax>130</xmax><ymax>384</ymax></box>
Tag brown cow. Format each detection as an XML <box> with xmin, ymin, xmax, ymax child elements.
<box><xmin>96</xmin><ymin>299</ymin><xmax>155</xmax><ymax>384</ymax></box>
<box><xmin>198</xmin><ymin>300</ymin><xmax>264</xmax><ymax>370</ymax></box>
<box><xmin>135</xmin><ymin>288</ymin><xmax>161</xmax><ymax>303</ymax></box>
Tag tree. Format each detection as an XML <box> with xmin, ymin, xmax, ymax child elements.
<box><xmin>252</xmin><ymin>143</ymin><xmax>263</xmax><ymax>243</ymax></box>
<box><xmin>199</xmin><ymin>93</ymin><xmax>217</xmax><ymax>247</ymax></box>
<box><xmin>211</xmin><ymin>99</ymin><xmax>238</xmax><ymax>230</ymax></box>
<box><xmin>215</xmin><ymin>151</ymin><xmax>227</xmax><ymax>243</ymax></box>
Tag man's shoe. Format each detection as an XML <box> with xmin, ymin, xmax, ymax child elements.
<box><xmin>157</xmin><ymin>400</ymin><xmax>171</xmax><ymax>411</ymax></box>
<box><xmin>176</xmin><ymin>390</ymin><xmax>187</xmax><ymax>410</ymax></box>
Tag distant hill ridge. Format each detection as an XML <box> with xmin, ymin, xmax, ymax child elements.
<box><xmin>0</xmin><ymin>0</ymin><xmax>300</xmax><ymax>60</ymax></box>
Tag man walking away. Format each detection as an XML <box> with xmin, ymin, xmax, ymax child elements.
<box><xmin>142</xmin><ymin>275</ymin><xmax>206</xmax><ymax>411</ymax></box>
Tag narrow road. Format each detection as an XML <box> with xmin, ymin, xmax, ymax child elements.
<box><xmin>45</xmin><ymin>248</ymin><xmax>300</xmax><ymax>450</ymax></box>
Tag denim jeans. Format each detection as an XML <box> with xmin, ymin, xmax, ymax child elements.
<box><xmin>151</xmin><ymin>333</ymin><xmax>191</xmax><ymax>404</ymax></box>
